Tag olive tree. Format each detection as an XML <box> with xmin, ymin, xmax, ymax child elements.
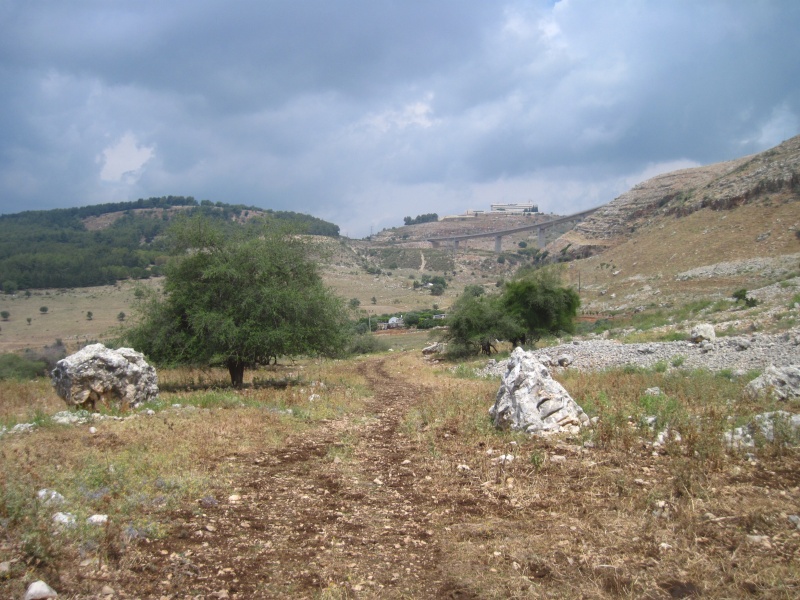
<box><xmin>124</xmin><ymin>217</ymin><xmax>350</xmax><ymax>387</ymax></box>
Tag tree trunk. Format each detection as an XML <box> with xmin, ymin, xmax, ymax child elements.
<box><xmin>227</xmin><ymin>359</ymin><xmax>245</xmax><ymax>388</ymax></box>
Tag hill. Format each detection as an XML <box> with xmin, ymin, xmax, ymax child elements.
<box><xmin>544</xmin><ymin>135</ymin><xmax>800</xmax><ymax>320</ymax></box>
<box><xmin>0</xmin><ymin>197</ymin><xmax>340</xmax><ymax>291</ymax></box>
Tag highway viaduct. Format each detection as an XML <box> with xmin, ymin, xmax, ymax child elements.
<box><xmin>426</xmin><ymin>206</ymin><xmax>601</xmax><ymax>252</ymax></box>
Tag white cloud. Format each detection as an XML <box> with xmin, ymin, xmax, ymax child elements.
<box><xmin>99</xmin><ymin>132</ymin><xmax>154</xmax><ymax>183</ymax></box>
<box><xmin>754</xmin><ymin>105</ymin><xmax>799</xmax><ymax>149</ymax></box>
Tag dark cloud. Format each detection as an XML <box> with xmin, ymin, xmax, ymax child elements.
<box><xmin>0</xmin><ymin>1</ymin><xmax>798</xmax><ymax>235</ymax></box>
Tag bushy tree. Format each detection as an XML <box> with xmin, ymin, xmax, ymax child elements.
<box><xmin>0</xmin><ymin>311</ymin><xmax>9</xmax><ymax>321</ymax></box>
<box><xmin>124</xmin><ymin>217</ymin><xmax>350</xmax><ymax>387</ymax></box>
<box><xmin>444</xmin><ymin>294</ymin><xmax>522</xmax><ymax>356</ymax></box>
<box><xmin>444</xmin><ymin>267</ymin><xmax>579</xmax><ymax>355</ymax></box>
<box><xmin>502</xmin><ymin>267</ymin><xmax>580</xmax><ymax>343</ymax></box>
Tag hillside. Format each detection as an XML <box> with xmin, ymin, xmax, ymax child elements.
<box><xmin>0</xmin><ymin>197</ymin><xmax>340</xmax><ymax>291</ymax></box>
<box><xmin>541</xmin><ymin>135</ymin><xmax>800</xmax><ymax>319</ymax></box>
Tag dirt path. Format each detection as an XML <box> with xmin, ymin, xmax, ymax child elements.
<box><xmin>118</xmin><ymin>357</ymin><xmax>458</xmax><ymax>598</ymax></box>
<box><xmin>419</xmin><ymin>250</ymin><xmax>426</xmax><ymax>272</ymax></box>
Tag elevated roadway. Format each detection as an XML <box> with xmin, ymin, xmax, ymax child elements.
<box><xmin>426</xmin><ymin>206</ymin><xmax>601</xmax><ymax>251</ymax></box>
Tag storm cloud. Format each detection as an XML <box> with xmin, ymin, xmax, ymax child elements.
<box><xmin>1</xmin><ymin>0</ymin><xmax>798</xmax><ymax>236</ymax></box>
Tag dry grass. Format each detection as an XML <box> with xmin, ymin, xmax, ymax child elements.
<box><xmin>1</xmin><ymin>351</ymin><xmax>799</xmax><ymax>597</ymax></box>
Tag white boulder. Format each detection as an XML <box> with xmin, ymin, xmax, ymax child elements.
<box><xmin>744</xmin><ymin>365</ymin><xmax>800</xmax><ymax>401</ymax></box>
<box><xmin>489</xmin><ymin>347</ymin><xmax>590</xmax><ymax>435</ymax></box>
<box><xmin>690</xmin><ymin>323</ymin><xmax>716</xmax><ymax>344</ymax></box>
<box><xmin>24</xmin><ymin>580</ymin><xmax>58</xmax><ymax>600</ymax></box>
<box><xmin>51</xmin><ymin>344</ymin><xmax>158</xmax><ymax>411</ymax></box>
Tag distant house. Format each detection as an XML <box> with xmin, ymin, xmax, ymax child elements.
<box><xmin>432</xmin><ymin>314</ymin><xmax>448</xmax><ymax>320</ymax></box>
<box><xmin>377</xmin><ymin>316</ymin><xmax>405</xmax><ymax>331</ymax></box>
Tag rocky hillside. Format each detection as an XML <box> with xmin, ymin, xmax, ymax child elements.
<box><xmin>544</xmin><ymin>135</ymin><xmax>800</xmax><ymax>323</ymax></box>
<box><xmin>553</xmin><ymin>135</ymin><xmax>800</xmax><ymax>257</ymax></box>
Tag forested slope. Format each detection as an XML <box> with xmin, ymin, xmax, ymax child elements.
<box><xmin>0</xmin><ymin>196</ymin><xmax>339</xmax><ymax>291</ymax></box>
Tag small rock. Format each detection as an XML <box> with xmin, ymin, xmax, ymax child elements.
<box><xmin>89</xmin><ymin>426</ymin><xmax>97</xmax><ymax>434</ymax></box>
<box><xmin>745</xmin><ymin>534</ymin><xmax>771</xmax><ymax>548</ymax></box>
<box><xmin>228</xmin><ymin>494</ymin><xmax>241</xmax><ymax>503</ymax></box>
<box><xmin>87</xmin><ymin>514</ymin><xmax>108</xmax><ymax>525</ymax></box>
<box><xmin>24</xmin><ymin>580</ymin><xmax>58</xmax><ymax>600</ymax></box>
<box><xmin>550</xmin><ymin>455</ymin><xmax>567</xmax><ymax>463</ymax></box>
<box><xmin>788</xmin><ymin>515</ymin><xmax>800</xmax><ymax>530</ymax></box>
<box><xmin>37</xmin><ymin>489</ymin><xmax>65</xmax><ymax>506</ymax></box>
<box><xmin>645</xmin><ymin>387</ymin><xmax>662</xmax><ymax>396</ymax></box>
<box><xmin>0</xmin><ymin>561</ymin><xmax>10</xmax><ymax>576</ymax></box>
<box><xmin>457</xmin><ymin>464</ymin><xmax>471</xmax><ymax>472</ymax></box>
<box><xmin>101</xmin><ymin>585</ymin><xmax>115</xmax><ymax>596</ymax></box>
<box><xmin>52</xmin><ymin>512</ymin><xmax>75</xmax><ymax>527</ymax></box>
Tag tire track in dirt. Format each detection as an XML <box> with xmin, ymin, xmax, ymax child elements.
<box><xmin>120</xmin><ymin>356</ymin><xmax>453</xmax><ymax>598</ymax></box>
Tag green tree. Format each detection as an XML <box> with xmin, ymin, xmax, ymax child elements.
<box><xmin>349</xmin><ymin>298</ymin><xmax>361</xmax><ymax>309</ymax></box>
<box><xmin>26</xmin><ymin>317</ymin><xmax>31</xmax><ymax>325</ymax></box>
<box><xmin>444</xmin><ymin>294</ymin><xmax>523</xmax><ymax>356</ymax></box>
<box><xmin>124</xmin><ymin>217</ymin><xmax>350</xmax><ymax>387</ymax></box>
<box><xmin>117</xmin><ymin>312</ymin><xmax>126</xmax><ymax>322</ymax></box>
<box><xmin>443</xmin><ymin>267</ymin><xmax>579</xmax><ymax>355</ymax></box>
<box><xmin>0</xmin><ymin>311</ymin><xmax>9</xmax><ymax>321</ymax></box>
<box><xmin>502</xmin><ymin>268</ymin><xmax>580</xmax><ymax>343</ymax></box>
<box><xmin>86</xmin><ymin>311</ymin><xmax>93</xmax><ymax>320</ymax></box>
<box><xmin>39</xmin><ymin>306</ymin><xmax>48</xmax><ymax>314</ymax></box>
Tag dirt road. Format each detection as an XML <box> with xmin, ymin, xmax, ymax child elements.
<box><xmin>115</xmin><ymin>357</ymin><xmax>469</xmax><ymax>598</ymax></box>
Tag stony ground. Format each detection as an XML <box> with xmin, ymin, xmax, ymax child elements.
<box><xmin>482</xmin><ymin>327</ymin><xmax>800</xmax><ymax>376</ymax></box>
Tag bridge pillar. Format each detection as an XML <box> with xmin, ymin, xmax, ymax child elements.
<box><xmin>537</xmin><ymin>227</ymin><xmax>546</xmax><ymax>249</ymax></box>
<box><xmin>494</xmin><ymin>235</ymin><xmax>502</xmax><ymax>252</ymax></box>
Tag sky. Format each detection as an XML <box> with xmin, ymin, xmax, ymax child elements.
<box><xmin>1</xmin><ymin>1</ymin><xmax>799</xmax><ymax>238</ymax></box>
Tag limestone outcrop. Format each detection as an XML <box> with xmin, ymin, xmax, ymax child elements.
<box><xmin>744</xmin><ymin>365</ymin><xmax>800</xmax><ymax>401</ymax></box>
<box><xmin>489</xmin><ymin>347</ymin><xmax>590</xmax><ymax>435</ymax></box>
<box><xmin>51</xmin><ymin>343</ymin><xmax>158</xmax><ymax>411</ymax></box>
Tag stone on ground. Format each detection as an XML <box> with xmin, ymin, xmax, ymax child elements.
<box><xmin>24</xmin><ymin>580</ymin><xmax>58</xmax><ymax>600</ymax></box>
<box><xmin>489</xmin><ymin>347</ymin><xmax>590</xmax><ymax>435</ymax></box>
<box><xmin>690</xmin><ymin>323</ymin><xmax>716</xmax><ymax>343</ymax></box>
<box><xmin>51</xmin><ymin>343</ymin><xmax>158</xmax><ymax>411</ymax></box>
<box><xmin>744</xmin><ymin>365</ymin><xmax>800</xmax><ymax>401</ymax></box>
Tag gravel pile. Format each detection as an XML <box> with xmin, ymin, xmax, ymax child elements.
<box><xmin>482</xmin><ymin>327</ymin><xmax>800</xmax><ymax>376</ymax></box>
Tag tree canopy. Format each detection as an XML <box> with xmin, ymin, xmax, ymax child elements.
<box><xmin>444</xmin><ymin>267</ymin><xmax>579</xmax><ymax>355</ymax></box>
<box><xmin>123</xmin><ymin>217</ymin><xmax>350</xmax><ymax>386</ymax></box>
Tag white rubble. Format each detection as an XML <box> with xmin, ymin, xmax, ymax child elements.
<box><xmin>489</xmin><ymin>347</ymin><xmax>590</xmax><ymax>435</ymax></box>
<box><xmin>724</xmin><ymin>411</ymin><xmax>800</xmax><ymax>447</ymax></box>
<box><xmin>51</xmin><ymin>343</ymin><xmax>158</xmax><ymax>411</ymax></box>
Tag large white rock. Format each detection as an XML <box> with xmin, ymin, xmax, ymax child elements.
<box><xmin>744</xmin><ymin>365</ymin><xmax>800</xmax><ymax>401</ymax></box>
<box><xmin>51</xmin><ymin>344</ymin><xmax>158</xmax><ymax>411</ymax></box>
<box><xmin>489</xmin><ymin>347</ymin><xmax>590</xmax><ymax>435</ymax></box>
<box><xmin>690</xmin><ymin>323</ymin><xmax>716</xmax><ymax>344</ymax></box>
<box><xmin>24</xmin><ymin>580</ymin><xmax>58</xmax><ymax>599</ymax></box>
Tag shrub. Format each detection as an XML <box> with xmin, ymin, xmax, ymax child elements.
<box><xmin>0</xmin><ymin>354</ymin><xmax>47</xmax><ymax>380</ymax></box>
<box><xmin>347</xmin><ymin>334</ymin><xmax>390</xmax><ymax>355</ymax></box>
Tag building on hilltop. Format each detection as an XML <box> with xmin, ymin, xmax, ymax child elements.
<box><xmin>490</xmin><ymin>203</ymin><xmax>538</xmax><ymax>214</ymax></box>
